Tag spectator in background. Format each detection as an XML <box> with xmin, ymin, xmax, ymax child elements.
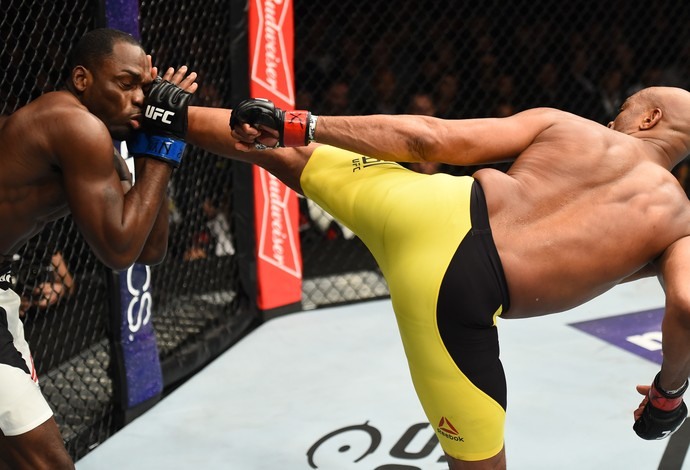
<box><xmin>627</xmin><ymin>66</ymin><xmax>666</xmax><ymax>96</ymax></box>
<box><xmin>662</xmin><ymin>44</ymin><xmax>690</xmax><ymax>90</ymax></box>
<box><xmin>510</xmin><ymin>21</ymin><xmax>550</xmax><ymax>82</ymax></box>
<box><xmin>203</xmin><ymin>196</ymin><xmax>235</xmax><ymax>258</ymax></box>
<box><xmin>609</xmin><ymin>31</ymin><xmax>636</xmax><ymax>85</ymax></box>
<box><xmin>367</xmin><ymin>67</ymin><xmax>399</xmax><ymax>114</ymax></box>
<box><xmin>183</xmin><ymin>195</ymin><xmax>234</xmax><ymax>261</ymax></box>
<box><xmin>293</xmin><ymin>10</ymin><xmax>334</xmax><ymax>93</ymax></box>
<box><xmin>434</xmin><ymin>73</ymin><xmax>465</xmax><ymax>119</ymax></box>
<box><xmin>598</xmin><ymin>68</ymin><xmax>626</xmax><ymax>124</ymax></box>
<box><xmin>406</xmin><ymin>92</ymin><xmax>436</xmax><ymax>117</ymax></box>
<box><xmin>562</xmin><ymin>48</ymin><xmax>604</xmax><ymax>120</ymax></box>
<box><xmin>18</xmin><ymin>251</ymin><xmax>75</xmax><ymax>318</ymax></box>
<box><xmin>183</xmin><ymin>232</ymin><xmax>210</xmax><ymax>262</ymax></box>
<box><xmin>492</xmin><ymin>102</ymin><xmax>518</xmax><ymax>118</ymax></box>
<box><xmin>413</xmin><ymin>41</ymin><xmax>460</xmax><ymax>92</ymax></box>
<box><xmin>529</xmin><ymin>61</ymin><xmax>566</xmax><ymax>110</ymax></box>
<box><xmin>195</xmin><ymin>81</ymin><xmax>223</xmax><ymax>108</ymax></box>
<box><xmin>406</xmin><ymin>92</ymin><xmax>448</xmax><ymax>175</ymax></box>
<box><xmin>317</xmin><ymin>80</ymin><xmax>352</xmax><ymax>116</ymax></box>
<box><xmin>469</xmin><ymin>52</ymin><xmax>500</xmax><ymax>117</ymax></box>
<box><xmin>302</xmin><ymin>198</ymin><xmax>357</xmax><ymax>241</ymax></box>
<box><xmin>296</xmin><ymin>88</ymin><xmax>314</xmax><ymax>111</ymax></box>
<box><xmin>493</xmin><ymin>73</ymin><xmax>522</xmax><ymax>114</ymax></box>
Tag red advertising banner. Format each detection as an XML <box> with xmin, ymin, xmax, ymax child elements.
<box><xmin>248</xmin><ymin>0</ymin><xmax>302</xmax><ymax>312</ymax></box>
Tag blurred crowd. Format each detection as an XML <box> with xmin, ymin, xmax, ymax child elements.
<box><xmin>293</xmin><ymin>1</ymin><xmax>690</xmax><ymax>193</ymax></box>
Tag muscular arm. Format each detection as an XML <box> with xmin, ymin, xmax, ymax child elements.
<box><xmin>111</xmin><ymin>148</ymin><xmax>168</xmax><ymax>264</ymax></box>
<box><xmin>187</xmin><ymin>107</ymin><xmax>236</xmax><ymax>157</ymax></box>
<box><xmin>132</xmin><ymin>157</ymin><xmax>170</xmax><ymax>265</ymax></box>
<box><xmin>187</xmin><ymin>106</ymin><xmax>310</xmax><ymax>192</ymax></box>
<box><xmin>57</xmin><ymin>113</ymin><xmax>173</xmax><ymax>270</ymax></box>
<box><xmin>656</xmin><ymin>236</ymin><xmax>690</xmax><ymax>390</ymax></box>
<box><xmin>312</xmin><ymin>108</ymin><xmax>560</xmax><ymax>165</ymax></box>
<box><xmin>188</xmin><ymin>105</ymin><xmax>563</xmax><ymax>190</ymax></box>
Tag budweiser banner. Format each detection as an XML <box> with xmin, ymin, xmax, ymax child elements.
<box><xmin>249</xmin><ymin>0</ymin><xmax>303</xmax><ymax>312</ymax></box>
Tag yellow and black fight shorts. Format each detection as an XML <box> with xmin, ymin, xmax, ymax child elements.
<box><xmin>301</xmin><ymin>146</ymin><xmax>511</xmax><ymax>461</ymax></box>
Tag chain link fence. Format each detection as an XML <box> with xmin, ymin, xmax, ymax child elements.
<box><xmin>138</xmin><ymin>0</ymin><xmax>253</xmax><ymax>389</ymax></box>
<box><xmin>294</xmin><ymin>0</ymin><xmax>690</xmax><ymax>307</ymax></box>
<box><xmin>1</xmin><ymin>0</ymin><xmax>253</xmax><ymax>460</ymax></box>
<box><xmin>4</xmin><ymin>0</ymin><xmax>690</xmax><ymax>462</ymax></box>
<box><xmin>1</xmin><ymin>0</ymin><xmax>115</xmax><ymax>458</ymax></box>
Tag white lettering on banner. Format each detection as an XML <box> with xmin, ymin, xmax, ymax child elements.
<box><xmin>626</xmin><ymin>331</ymin><xmax>663</xmax><ymax>351</ymax></box>
<box><xmin>264</xmin><ymin>0</ymin><xmax>279</xmax><ymax>90</ymax></box>
<box><xmin>269</xmin><ymin>176</ymin><xmax>285</xmax><ymax>265</ymax></box>
<box><xmin>258</xmin><ymin>169</ymin><xmax>301</xmax><ymax>277</ymax></box>
<box><xmin>251</xmin><ymin>0</ymin><xmax>294</xmax><ymax>105</ymax></box>
<box><xmin>126</xmin><ymin>265</ymin><xmax>152</xmax><ymax>341</ymax></box>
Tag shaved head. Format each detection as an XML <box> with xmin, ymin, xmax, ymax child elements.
<box><xmin>609</xmin><ymin>87</ymin><xmax>690</xmax><ymax>165</ymax></box>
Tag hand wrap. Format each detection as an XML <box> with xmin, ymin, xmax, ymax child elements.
<box><xmin>634</xmin><ymin>373</ymin><xmax>689</xmax><ymax>440</ymax></box>
<box><xmin>229</xmin><ymin>98</ymin><xmax>316</xmax><ymax>148</ymax></box>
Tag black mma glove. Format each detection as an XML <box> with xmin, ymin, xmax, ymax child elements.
<box><xmin>634</xmin><ymin>372</ymin><xmax>689</xmax><ymax>440</ymax></box>
<box><xmin>142</xmin><ymin>76</ymin><xmax>192</xmax><ymax>139</ymax></box>
<box><xmin>229</xmin><ymin>98</ymin><xmax>317</xmax><ymax>148</ymax></box>
<box><xmin>128</xmin><ymin>77</ymin><xmax>193</xmax><ymax>167</ymax></box>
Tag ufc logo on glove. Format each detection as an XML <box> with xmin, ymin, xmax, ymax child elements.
<box><xmin>145</xmin><ymin>105</ymin><xmax>175</xmax><ymax>124</ymax></box>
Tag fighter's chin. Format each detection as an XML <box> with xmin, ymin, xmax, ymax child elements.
<box><xmin>109</xmin><ymin>125</ymin><xmax>134</xmax><ymax>141</ymax></box>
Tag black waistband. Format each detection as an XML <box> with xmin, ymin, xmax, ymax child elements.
<box><xmin>0</xmin><ymin>262</ymin><xmax>13</xmax><ymax>291</ymax></box>
<box><xmin>0</xmin><ymin>262</ymin><xmax>11</xmax><ymax>276</ymax></box>
<box><xmin>470</xmin><ymin>180</ymin><xmax>491</xmax><ymax>231</ymax></box>
<box><xmin>470</xmin><ymin>180</ymin><xmax>511</xmax><ymax>312</ymax></box>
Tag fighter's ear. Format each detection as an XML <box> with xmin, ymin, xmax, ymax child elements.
<box><xmin>640</xmin><ymin>108</ymin><xmax>662</xmax><ymax>130</ymax></box>
<box><xmin>71</xmin><ymin>65</ymin><xmax>91</xmax><ymax>93</ymax></box>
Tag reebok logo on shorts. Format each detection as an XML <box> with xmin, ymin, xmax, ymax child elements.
<box><xmin>437</xmin><ymin>417</ymin><xmax>464</xmax><ymax>442</ymax></box>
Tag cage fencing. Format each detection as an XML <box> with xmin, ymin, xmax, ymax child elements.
<box><xmin>3</xmin><ymin>0</ymin><xmax>690</xmax><ymax>461</ymax></box>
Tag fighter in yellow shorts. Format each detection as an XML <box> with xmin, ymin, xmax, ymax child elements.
<box><xmin>195</xmin><ymin>86</ymin><xmax>690</xmax><ymax>469</ymax></box>
<box><xmin>301</xmin><ymin>146</ymin><xmax>509</xmax><ymax>461</ymax></box>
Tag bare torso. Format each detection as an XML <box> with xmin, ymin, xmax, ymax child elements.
<box><xmin>0</xmin><ymin>91</ymin><xmax>131</xmax><ymax>263</ymax></box>
<box><xmin>474</xmin><ymin>116</ymin><xmax>690</xmax><ymax>318</ymax></box>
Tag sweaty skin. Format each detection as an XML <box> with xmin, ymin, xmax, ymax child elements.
<box><xmin>304</xmin><ymin>89</ymin><xmax>690</xmax><ymax>393</ymax></box>
<box><xmin>0</xmin><ymin>36</ymin><xmax>196</xmax><ymax>470</ymax></box>
<box><xmin>186</xmin><ymin>87</ymin><xmax>690</xmax><ymax>470</ymax></box>
<box><xmin>0</xmin><ymin>42</ymin><xmax>197</xmax><ymax>270</ymax></box>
